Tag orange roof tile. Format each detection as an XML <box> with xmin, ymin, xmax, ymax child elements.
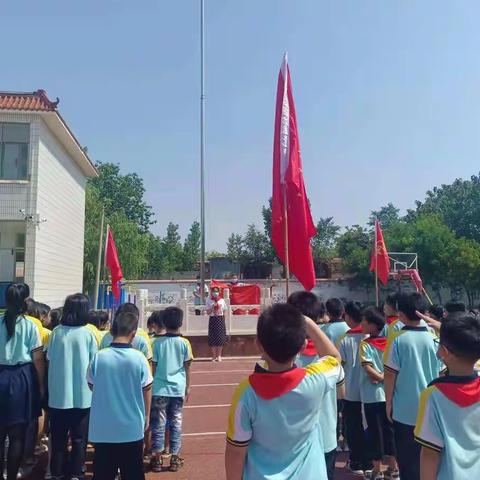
<box><xmin>0</xmin><ymin>90</ymin><xmax>59</xmax><ymax>112</ymax></box>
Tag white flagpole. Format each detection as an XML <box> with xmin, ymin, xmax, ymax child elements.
<box><xmin>93</xmin><ymin>207</ymin><xmax>105</xmax><ymax>309</ymax></box>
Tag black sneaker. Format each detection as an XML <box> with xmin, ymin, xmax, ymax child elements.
<box><xmin>348</xmin><ymin>461</ymin><xmax>364</xmax><ymax>476</ymax></box>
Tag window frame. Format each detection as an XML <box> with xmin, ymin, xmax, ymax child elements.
<box><xmin>0</xmin><ymin>122</ymin><xmax>30</xmax><ymax>181</ymax></box>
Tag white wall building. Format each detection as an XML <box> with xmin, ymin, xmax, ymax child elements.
<box><xmin>0</xmin><ymin>90</ymin><xmax>97</xmax><ymax>307</ymax></box>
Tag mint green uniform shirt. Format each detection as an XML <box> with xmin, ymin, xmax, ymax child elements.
<box><xmin>359</xmin><ymin>339</ymin><xmax>386</xmax><ymax>403</ymax></box>
<box><xmin>46</xmin><ymin>325</ymin><xmax>98</xmax><ymax>409</ymax></box>
<box><xmin>0</xmin><ymin>315</ymin><xmax>42</xmax><ymax>365</ymax></box>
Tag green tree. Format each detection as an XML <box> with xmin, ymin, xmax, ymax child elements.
<box><xmin>312</xmin><ymin>217</ymin><xmax>340</xmax><ymax>261</ymax></box>
<box><xmin>90</xmin><ymin>162</ymin><xmax>155</xmax><ymax>233</ymax></box>
<box><xmin>182</xmin><ymin>221</ymin><xmax>201</xmax><ymax>270</ymax></box>
<box><xmin>369</xmin><ymin>203</ymin><xmax>401</xmax><ymax>229</ymax></box>
<box><xmin>243</xmin><ymin>224</ymin><xmax>273</xmax><ymax>263</ymax></box>
<box><xmin>161</xmin><ymin>223</ymin><xmax>183</xmax><ymax>272</ymax></box>
<box><xmin>227</xmin><ymin>233</ymin><xmax>244</xmax><ymax>263</ymax></box>
<box><xmin>411</xmin><ymin>174</ymin><xmax>480</xmax><ymax>241</ymax></box>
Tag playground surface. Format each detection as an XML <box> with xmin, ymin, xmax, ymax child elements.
<box><xmin>31</xmin><ymin>357</ymin><xmax>361</xmax><ymax>480</ymax></box>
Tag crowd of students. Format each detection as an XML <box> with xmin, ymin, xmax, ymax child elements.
<box><xmin>225</xmin><ymin>292</ymin><xmax>480</xmax><ymax>480</ymax></box>
<box><xmin>0</xmin><ymin>283</ymin><xmax>192</xmax><ymax>480</ymax></box>
<box><xmin>1</xmin><ymin>282</ymin><xmax>479</xmax><ymax>480</ymax></box>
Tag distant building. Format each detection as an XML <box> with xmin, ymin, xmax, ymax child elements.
<box><xmin>0</xmin><ymin>90</ymin><xmax>97</xmax><ymax>306</ymax></box>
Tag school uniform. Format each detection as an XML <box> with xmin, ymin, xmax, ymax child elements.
<box><xmin>384</xmin><ymin>325</ymin><xmax>445</xmax><ymax>480</ymax></box>
<box><xmin>297</xmin><ymin>343</ymin><xmax>345</xmax><ymax>480</ymax></box>
<box><xmin>0</xmin><ymin>314</ymin><xmax>43</xmax><ymax>426</ymax></box>
<box><xmin>227</xmin><ymin>357</ymin><xmax>344</xmax><ymax>479</ymax></box>
<box><xmin>100</xmin><ymin>330</ymin><xmax>152</xmax><ymax>360</ymax></box>
<box><xmin>414</xmin><ymin>375</ymin><xmax>480</xmax><ymax>480</ymax></box>
<box><xmin>46</xmin><ymin>324</ymin><xmax>98</xmax><ymax>480</ymax></box>
<box><xmin>151</xmin><ymin>333</ymin><xmax>193</xmax><ymax>455</ymax></box>
<box><xmin>359</xmin><ymin>337</ymin><xmax>396</xmax><ymax>461</ymax></box>
<box><xmin>338</xmin><ymin>326</ymin><xmax>371</xmax><ymax>470</ymax></box>
<box><xmin>87</xmin><ymin>343</ymin><xmax>153</xmax><ymax>480</ymax></box>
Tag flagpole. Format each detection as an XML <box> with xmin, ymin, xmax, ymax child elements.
<box><xmin>199</xmin><ymin>0</ymin><xmax>207</xmax><ymax>303</ymax></box>
<box><xmin>283</xmin><ymin>186</ymin><xmax>290</xmax><ymax>298</ymax></box>
<box><xmin>101</xmin><ymin>224</ymin><xmax>110</xmax><ymax>310</ymax></box>
<box><xmin>93</xmin><ymin>207</ymin><xmax>105</xmax><ymax>309</ymax></box>
<box><xmin>375</xmin><ymin>220</ymin><xmax>379</xmax><ymax>307</ymax></box>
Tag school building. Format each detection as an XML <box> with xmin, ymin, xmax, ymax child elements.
<box><xmin>0</xmin><ymin>90</ymin><xmax>97</xmax><ymax>307</ymax></box>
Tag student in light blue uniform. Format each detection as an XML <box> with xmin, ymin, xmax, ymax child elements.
<box><xmin>151</xmin><ymin>307</ymin><xmax>193</xmax><ymax>473</ymax></box>
<box><xmin>88</xmin><ymin>310</ymin><xmax>152</xmax><ymax>480</ymax></box>
<box><xmin>0</xmin><ymin>283</ymin><xmax>44</xmax><ymax>480</ymax></box>
<box><xmin>46</xmin><ymin>293</ymin><xmax>98</xmax><ymax>480</ymax></box>
<box><xmin>322</xmin><ymin>298</ymin><xmax>349</xmax><ymax>345</ymax></box>
<box><xmin>288</xmin><ymin>292</ymin><xmax>345</xmax><ymax>480</ymax></box>
<box><xmin>337</xmin><ymin>301</ymin><xmax>372</xmax><ymax>476</ymax></box>
<box><xmin>384</xmin><ymin>292</ymin><xmax>445</xmax><ymax>480</ymax></box>
<box><xmin>415</xmin><ymin>313</ymin><xmax>480</xmax><ymax>480</ymax></box>
<box><xmin>225</xmin><ymin>304</ymin><xmax>343</xmax><ymax>480</ymax></box>
<box><xmin>359</xmin><ymin>307</ymin><xmax>399</xmax><ymax>480</ymax></box>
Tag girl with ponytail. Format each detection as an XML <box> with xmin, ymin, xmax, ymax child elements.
<box><xmin>0</xmin><ymin>283</ymin><xmax>44</xmax><ymax>480</ymax></box>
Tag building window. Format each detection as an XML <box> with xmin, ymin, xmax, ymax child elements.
<box><xmin>0</xmin><ymin>123</ymin><xmax>30</xmax><ymax>180</ymax></box>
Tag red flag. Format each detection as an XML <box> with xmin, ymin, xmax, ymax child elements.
<box><xmin>370</xmin><ymin>220</ymin><xmax>390</xmax><ymax>285</ymax></box>
<box><xmin>272</xmin><ymin>54</ymin><xmax>317</xmax><ymax>291</ymax></box>
<box><xmin>105</xmin><ymin>227</ymin><xmax>123</xmax><ymax>300</ymax></box>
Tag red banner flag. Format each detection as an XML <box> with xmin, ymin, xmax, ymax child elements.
<box><xmin>370</xmin><ymin>220</ymin><xmax>390</xmax><ymax>285</ymax></box>
<box><xmin>272</xmin><ymin>54</ymin><xmax>317</xmax><ymax>291</ymax></box>
<box><xmin>105</xmin><ymin>227</ymin><xmax>123</xmax><ymax>300</ymax></box>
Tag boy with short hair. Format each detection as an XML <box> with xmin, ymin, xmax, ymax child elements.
<box><xmin>150</xmin><ymin>307</ymin><xmax>193</xmax><ymax>472</ymax></box>
<box><xmin>444</xmin><ymin>300</ymin><xmax>466</xmax><ymax>316</ymax></box>
<box><xmin>415</xmin><ymin>313</ymin><xmax>480</xmax><ymax>480</ymax></box>
<box><xmin>338</xmin><ymin>300</ymin><xmax>372</xmax><ymax>476</ymax></box>
<box><xmin>360</xmin><ymin>307</ymin><xmax>399</xmax><ymax>480</ymax></box>
<box><xmin>87</xmin><ymin>311</ymin><xmax>153</xmax><ymax>480</ymax></box>
<box><xmin>149</xmin><ymin>310</ymin><xmax>166</xmax><ymax>337</ymax></box>
<box><xmin>323</xmin><ymin>298</ymin><xmax>349</xmax><ymax>344</ymax></box>
<box><xmin>384</xmin><ymin>292</ymin><xmax>445</xmax><ymax>480</ymax></box>
<box><xmin>288</xmin><ymin>292</ymin><xmax>344</xmax><ymax>480</ymax></box>
<box><xmin>225</xmin><ymin>303</ymin><xmax>343</xmax><ymax>479</ymax></box>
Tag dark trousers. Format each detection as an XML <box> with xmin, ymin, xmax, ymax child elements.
<box><xmin>393</xmin><ymin>420</ymin><xmax>420</xmax><ymax>480</ymax></box>
<box><xmin>50</xmin><ymin>407</ymin><xmax>90</xmax><ymax>479</ymax></box>
<box><xmin>364</xmin><ymin>402</ymin><xmax>396</xmax><ymax>461</ymax></box>
<box><xmin>93</xmin><ymin>440</ymin><xmax>145</xmax><ymax>480</ymax></box>
<box><xmin>324</xmin><ymin>448</ymin><xmax>337</xmax><ymax>480</ymax></box>
<box><xmin>343</xmin><ymin>400</ymin><xmax>370</xmax><ymax>466</ymax></box>
<box><xmin>0</xmin><ymin>423</ymin><xmax>27</xmax><ymax>480</ymax></box>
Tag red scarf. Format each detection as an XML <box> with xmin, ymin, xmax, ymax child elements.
<box><xmin>387</xmin><ymin>315</ymin><xmax>398</xmax><ymax>325</ymax></box>
<box><xmin>249</xmin><ymin>368</ymin><xmax>306</xmax><ymax>400</ymax></box>
<box><xmin>365</xmin><ymin>336</ymin><xmax>388</xmax><ymax>351</ymax></box>
<box><xmin>302</xmin><ymin>339</ymin><xmax>317</xmax><ymax>357</ymax></box>
<box><xmin>347</xmin><ymin>325</ymin><xmax>363</xmax><ymax>334</ymax></box>
<box><xmin>434</xmin><ymin>377</ymin><xmax>480</xmax><ymax>408</ymax></box>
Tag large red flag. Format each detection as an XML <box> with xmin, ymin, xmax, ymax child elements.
<box><xmin>370</xmin><ymin>220</ymin><xmax>390</xmax><ymax>285</ymax></box>
<box><xmin>105</xmin><ymin>227</ymin><xmax>123</xmax><ymax>300</ymax></box>
<box><xmin>272</xmin><ymin>54</ymin><xmax>316</xmax><ymax>291</ymax></box>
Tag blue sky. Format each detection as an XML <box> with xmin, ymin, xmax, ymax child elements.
<box><xmin>3</xmin><ymin>1</ymin><xmax>480</xmax><ymax>249</ymax></box>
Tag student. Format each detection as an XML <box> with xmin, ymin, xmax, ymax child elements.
<box><xmin>100</xmin><ymin>303</ymin><xmax>152</xmax><ymax>361</ymax></box>
<box><xmin>359</xmin><ymin>307</ymin><xmax>399</xmax><ymax>480</ymax></box>
<box><xmin>384</xmin><ymin>292</ymin><xmax>445</xmax><ymax>480</ymax></box>
<box><xmin>46</xmin><ymin>293</ymin><xmax>98</xmax><ymax>480</ymax></box>
<box><xmin>444</xmin><ymin>300</ymin><xmax>466</xmax><ymax>316</ymax></box>
<box><xmin>338</xmin><ymin>300</ymin><xmax>372</xmax><ymax>476</ymax></box>
<box><xmin>429</xmin><ymin>305</ymin><xmax>445</xmax><ymax>323</ymax></box>
<box><xmin>87</xmin><ymin>310</ymin><xmax>109</xmax><ymax>342</ymax></box>
<box><xmin>0</xmin><ymin>284</ymin><xmax>44</xmax><ymax>480</ymax></box>
<box><xmin>225</xmin><ymin>303</ymin><xmax>343</xmax><ymax>479</ymax></box>
<box><xmin>288</xmin><ymin>292</ymin><xmax>344</xmax><ymax>480</ymax></box>
<box><xmin>49</xmin><ymin>308</ymin><xmax>62</xmax><ymax>330</ymax></box>
<box><xmin>414</xmin><ymin>313</ymin><xmax>480</xmax><ymax>480</ymax></box>
<box><xmin>384</xmin><ymin>293</ymin><xmax>399</xmax><ymax>325</ymax></box>
<box><xmin>150</xmin><ymin>307</ymin><xmax>193</xmax><ymax>472</ymax></box>
<box><xmin>149</xmin><ymin>310</ymin><xmax>166</xmax><ymax>337</ymax></box>
<box><xmin>87</xmin><ymin>311</ymin><xmax>152</xmax><ymax>480</ymax></box>
<box><xmin>206</xmin><ymin>287</ymin><xmax>228</xmax><ymax>362</ymax></box>
<box><xmin>323</xmin><ymin>298</ymin><xmax>349</xmax><ymax>344</ymax></box>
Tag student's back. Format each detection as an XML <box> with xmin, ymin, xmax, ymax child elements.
<box><xmin>228</xmin><ymin>358</ymin><xmax>341</xmax><ymax>479</ymax></box>
<box><xmin>101</xmin><ymin>330</ymin><xmax>152</xmax><ymax>360</ymax></box>
<box><xmin>47</xmin><ymin>324</ymin><xmax>97</xmax><ymax>409</ymax></box>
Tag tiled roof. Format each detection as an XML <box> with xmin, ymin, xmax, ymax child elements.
<box><xmin>0</xmin><ymin>90</ymin><xmax>59</xmax><ymax>112</ymax></box>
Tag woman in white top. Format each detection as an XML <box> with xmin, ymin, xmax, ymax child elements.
<box><xmin>206</xmin><ymin>287</ymin><xmax>228</xmax><ymax>361</ymax></box>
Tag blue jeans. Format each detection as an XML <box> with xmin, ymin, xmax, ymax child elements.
<box><xmin>151</xmin><ymin>396</ymin><xmax>184</xmax><ymax>455</ymax></box>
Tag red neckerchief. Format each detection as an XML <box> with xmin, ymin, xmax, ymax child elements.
<box><xmin>431</xmin><ymin>376</ymin><xmax>480</xmax><ymax>408</ymax></box>
<box><xmin>249</xmin><ymin>364</ymin><xmax>306</xmax><ymax>400</ymax></box>
<box><xmin>347</xmin><ymin>325</ymin><xmax>363</xmax><ymax>334</ymax></box>
<box><xmin>302</xmin><ymin>339</ymin><xmax>317</xmax><ymax>357</ymax></box>
<box><xmin>365</xmin><ymin>336</ymin><xmax>388</xmax><ymax>351</ymax></box>
<box><xmin>387</xmin><ymin>315</ymin><xmax>398</xmax><ymax>325</ymax></box>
